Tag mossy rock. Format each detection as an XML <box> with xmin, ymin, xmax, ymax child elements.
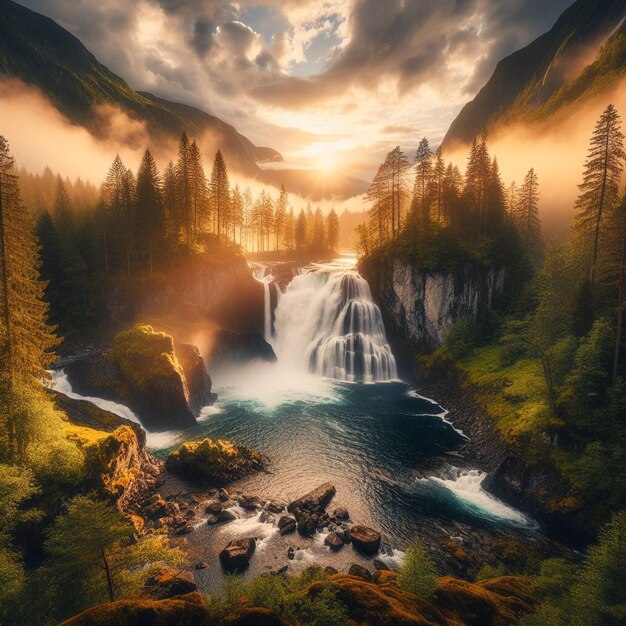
<box><xmin>60</xmin><ymin>592</ymin><xmax>212</xmax><ymax>625</ymax></box>
<box><xmin>165</xmin><ymin>437</ymin><xmax>265</xmax><ymax>484</ymax></box>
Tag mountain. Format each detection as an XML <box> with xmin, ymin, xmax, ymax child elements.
<box><xmin>442</xmin><ymin>0</ymin><xmax>626</xmax><ymax>150</ymax></box>
<box><xmin>0</xmin><ymin>0</ymin><xmax>283</xmax><ymax>177</ymax></box>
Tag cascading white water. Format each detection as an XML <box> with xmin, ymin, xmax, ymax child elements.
<box><xmin>270</xmin><ymin>267</ymin><xmax>398</xmax><ymax>383</ymax></box>
<box><xmin>251</xmin><ymin>264</ymin><xmax>274</xmax><ymax>341</ymax></box>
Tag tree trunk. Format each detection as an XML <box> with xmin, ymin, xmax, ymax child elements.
<box><xmin>101</xmin><ymin>547</ymin><xmax>115</xmax><ymax>603</ymax></box>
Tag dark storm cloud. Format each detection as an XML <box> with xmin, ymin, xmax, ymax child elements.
<box><xmin>192</xmin><ymin>17</ymin><xmax>217</xmax><ymax>57</ymax></box>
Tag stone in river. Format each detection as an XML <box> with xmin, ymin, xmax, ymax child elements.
<box><xmin>288</xmin><ymin>482</ymin><xmax>336</xmax><ymax>512</ymax></box>
<box><xmin>373</xmin><ymin>558</ymin><xmax>390</xmax><ymax>571</ymax></box>
<box><xmin>219</xmin><ymin>538</ymin><xmax>256</xmax><ymax>573</ymax></box>
<box><xmin>278</xmin><ymin>516</ymin><xmax>296</xmax><ymax>536</ymax></box>
<box><xmin>287</xmin><ymin>547</ymin><xmax>295</xmax><ymax>561</ymax></box>
<box><xmin>350</xmin><ymin>525</ymin><xmax>381</xmax><ymax>555</ymax></box>
<box><xmin>348</xmin><ymin>564</ymin><xmax>373</xmax><ymax>582</ymax></box>
<box><xmin>325</xmin><ymin>566</ymin><xmax>339</xmax><ymax>575</ymax></box>
<box><xmin>333</xmin><ymin>507</ymin><xmax>350</xmax><ymax>521</ymax></box>
<box><xmin>324</xmin><ymin>531</ymin><xmax>344</xmax><ymax>550</ymax></box>
<box><xmin>205</xmin><ymin>501</ymin><xmax>223</xmax><ymax>516</ymax></box>
<box><xmin>239</xmin><ymin>494</ymin><xmax>263</xmax><ymax>510</ymax></box>
<box><xmin>218</xmin><ymin>488</ymin><xmax>230</xmax><ymax>502</ymax></box>
<box><xmin>217</xmin><ymin>508</ymin><xmax>238</xmax><ymax>523</ymax></box>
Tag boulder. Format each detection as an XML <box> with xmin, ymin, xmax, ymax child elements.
<box><xmin>218</xmin><ymin>488</ymin><xmax>230</xmax><ymax>501</ymax></box>
<box><xmin>333</xmin><ymin>507</ymin><xmax>350</xmax><ymax>521</ymax></box>
<box><xmin>205</xmin><ymin>501</ymin><xmax>223</xmax><ymax>516</ymax></box>
<box><xmin>278</xmin><ymin>516</ymin><xmax>296</xmax><ymax>535</ymax></box>
<box><xmin>288</xmin><ymin>482</ymin><xmax>336</xmax><ymax>512</ymax></box>
<box><xmin>348</xmin><ymin>564</ymin><xmax>373</xmax><ymax>582</ymax></box>
<box><xmin>350</xmin><ymin>525</ymin><xmax>381</xmax><ymax>555</ymax></box>
<box><xmin>143</xmin><ymin>567</ymin><xmax>197</xmax><ymax>600</ymax></box>
<box><xmin>373</xmin><ymin>558</ymin><xmax>391</xmax><ymax>571</ymax></box>
<box><xmin>324</xmin><ymin>566</ymin><xmax>339</xmax><ymax>575</ymax></box>
<box><xmin>239</xmin><ymin>495</ymin><xmax>262</xmax><ymax>510</ymax></box>
<box><xmin>324</xmin><ymin>531</ymin><xmax>344</xmax><ymax>550</ymax></box>
<box><xmin>219</xmin><ymin>538</ymin><xmax>256</xmax><ymax>573</ymax></box>
<box><xmin>218</xmin><ymin>509</ymin><xmax>238</xmax><ymax>523</ymax></box>
<box><xmin>165</xmin><ymin>438</ymin><xmax>264</xmax><ymax>484</ymax></box>
<box><xmin>207</xmin><ymin>329</ymin><xmax>277</xmax><ymax>370</ymax></box>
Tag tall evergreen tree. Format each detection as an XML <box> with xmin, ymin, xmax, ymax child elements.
<box><xmin>295</xmin><ymin>209</ymin><xmax>307</xmax><ymax>252</ymax></box>
<box><xmin>412</xmin><ymin>138</ymin><xmax>433</xmax><ymax>228</ymax></box>
<box><xmin>274</xmin><ymin>184</ymin><xmax>288</xmax><ymax>251</ymax></box>
<box><xmin>573</xmin><ymin>104</ymin><xmax>625</xmax><ymax>284</ymax></box>
<box><xmin>515</xmin><ymin>168</ymin><xmax>542</xmax><ymax>262</ymax></box>
<box><xmin>210</xmin><ymin>150</ymin><xmax>230</xmax><ymax>242</ymax></box>
<box><xmin>135</xmin><ymin>149</ymin><xmax>164</xmax><ymax>274</ymax></box>
<box><xmin>0</xmin><ymin>136</ymin><xmax>58</xmax><ymax>451</ymax></box>
<box><xmin>175</xmin><ymin>132</ymin><xmax>192</xmax><ymax>246</ymax></box>
<box><xmin>188</xmin><ymin>140</ymin><xmax>207</xmax><ymax>242</ymax></box>
<box><xmin>326</xmin><ymin>209</ymin><xmax>340</xmax><ymax>252</ymax></box>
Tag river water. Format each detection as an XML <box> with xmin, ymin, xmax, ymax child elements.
<box><xmin>51</xmin><ymin>255</ymin><xmax>535</xmax><ymax>589</ymax></box>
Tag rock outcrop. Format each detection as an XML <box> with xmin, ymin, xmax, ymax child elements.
<box><xmin>65</xmin><ymin>325</ymin><xmax>216</xmax><ymax>431</ymax></box>
<box><xmin>165</xmin><ymin>437</ymin><xmax>265</xmax><ymax>484</ymax></box>
<box><xmin>362</xmin><ymin>258</ymin><xmax>505</xmax><ymax>350</ymax></box>
<box><xmin>51</xmin><ymin>390</ymin><xmax>161</xmax><ymax>514</ymax></box>
<box><xmin>207</xmin><ymin>329</ymin><xmax>277</xmax><ymax>369</ymax></box>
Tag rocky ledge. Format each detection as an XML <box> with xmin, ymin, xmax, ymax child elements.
<box><xmin>165</xmin><ymin>437</ymin><xmax>265</xmax><ymax>484</ymax></box>
<box><xmin>65</xmin><ymin>324</ymin><xmax>216</xmax><ymax>431</ymax></box>
<box><xmin>60</xmin><ymin>570</ymin><xmax>534</xmax><ymax>626</ymax></box>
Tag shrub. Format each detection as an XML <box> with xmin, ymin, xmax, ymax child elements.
<box><xmin>397</xmin><ymin>540</ymin><xmax>438</xmax><ymax>598</ymax></box>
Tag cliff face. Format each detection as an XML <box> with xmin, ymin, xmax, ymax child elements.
<box><xmin>103</xmin><ymin>252</ymin><xmax>264</xmax><ymax>333</ymax></box>
<box><xmin>363</xmin><ymin>257</ymin><xmax>505</xmax><ymax>350</ymax></box>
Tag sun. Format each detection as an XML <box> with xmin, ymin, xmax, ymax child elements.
<box><xmin>317</xmin><ymin>155</ymin><xmax>336</xmax><ymax>172</ymax></box>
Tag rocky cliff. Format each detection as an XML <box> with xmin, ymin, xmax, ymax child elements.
<box><xmin>362</xmin><ymin>257</ymin><xmax>505</xmax><ymax>350</ymax></box>
<box><xmin>102</xmin><ymin>251</ymin><xmax>264</xmax><ymax>333</ymax></box>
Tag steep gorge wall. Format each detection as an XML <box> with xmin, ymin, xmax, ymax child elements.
<box><xmin>103</xmin><ymin>253</ymin><xmax>264</xmax><ymax>333</ymax></box>
<box><xmin>362</xmin><ymin>257</ymin><xmax>505</xmax><ymax>350</ymax></box>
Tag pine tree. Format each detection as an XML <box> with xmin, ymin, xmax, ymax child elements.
<box><xmin>188</xmin><ymin>140</ymin><xmax>207</xmax><ymax>243</ymax></box>
<box><xmin>230</xmin><ymin>185</ymin><xmax>244</xmax><ymax>245</ymax></box>
<box><xmin>464</xmin><ymin>133</ymin><xmax>491</xmax><ymax>240</ymax></box>
<box><xmin>515</xmin><ymin>168</ymin><xmax>542</xmax><ymax>262</ymax></box>
<box><xmin>326</xmin><ymin>209</ymin><xmax>340</xmax><ymax>252</ymax></box>
<box><xmin>573</xmin><ymin>104</ymin><xmax>626</xmax><ymax>284</ymax></box>
<box><xmin>135</xmin><ymin>149</ymin><xmax>164</xmax><ymax>274</ymax></box>
<box><xmin>53</xmin><ymin>176</ymin><xmax>73</xmax><ymax>228</ymax></box>
<box><xmin>0</xmin><ymin>136</ymin><xmax>58</xmax><ymax>451</ymax></box>
<box><xmin>432</xmin><ymin>148</ymin><xmax>445</xmax><ymax>223</ymax></box>
<box><xmin>412</xmin><ymin>138</ymin><xmax>433</xmax><ymax>228</ymax></box>
<box><xmin>311</xmin><ymin>208</ymin><xmax>326</xmax><ymax>251</ymax></box>
<box><xmin>366</xmin><ymin>163</ymin><xmax>391</xmax><ymax>247</ymax></box>
<box><xmin>274</xmin><ymin>184</ymin><xmax>288</xmax><ymax>251</ymax></box>
<box><xmin>162</xmin><ymin>160</ymin><xmax>177</xmax><ymax>242</ymax></box>
<box><xmin>175</xmin><ymin>132</ymin><xmax>192</xmax><ymax>246</ymax></box>
<box><xmin>295</xmin><ymin>209</ymin><xmax>307</xmax><ymax>252</ymax></box>
<box><xmin>210</xmin><ymin>150</ymin><xmax>230</xmax><ymax>242</ymax></box>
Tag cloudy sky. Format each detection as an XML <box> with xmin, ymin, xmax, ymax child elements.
<box><xmin>20</xmin><ymin>0</ymin><xmax>573</xmax><ymax>177</ymax></box>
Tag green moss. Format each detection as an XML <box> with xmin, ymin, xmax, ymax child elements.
<box><xmin>165</xmin><ymin>438</ymin><xmax>264</xmax><ymax>484</ymax></box>
<box><xmin>112</xmin><ymin>325</ymin><xmax>185</xmax><ymax>394</ymax></box>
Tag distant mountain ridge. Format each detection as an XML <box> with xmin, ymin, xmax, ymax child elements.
<box><xmin>0</xmin><ymin>0</ymin><xmax>284</xmax><ymax>177</ymax></box>
<box><xmin>442</xmin><ymin>0</ymin><xmax>626</xmax><ymax>150</ymax></box>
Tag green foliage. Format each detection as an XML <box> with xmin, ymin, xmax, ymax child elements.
<box><xmin>566</xmin><ymin>318</ymin><xmax>614</xmax><ymax>420</ymax></box>
<box><xmin>397</xmin><ymin>540</ymin><xmax>438</xmax><ymax>598</ymax></box>
<box><xmin>0</xmin><ymin>463</ymin><xmax>38</xmax><ymax>538</ymax></box>
<box><xmin>0</xmin><ymin>546</ymin><xmax>26</xmax><ymax>624</ymax></box>
<box><xmin>523</xmin><ymin>512</ymin><xmax>626</xmax><ymax>626</ymax></box>
<box><xmin>212</xmin><ymin>567</ymin><xmax>348</xmax><ymax>626</ymax></box>
<box><xmin>476</xmin><ymin>563</ymin><xmax>508</xmax><ymax>581</ymax></box>
<box><xmin>445</xmin><ymin>319</ymin><xmax>479</xmax><ymax>360</ymax></box>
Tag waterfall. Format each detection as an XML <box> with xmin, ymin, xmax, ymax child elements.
<box><xmin>251</xmin><ymin>264</ymin><xmax>273</xmax><ymax>342</ymax></box>
<box><xmin>270</xmin><ymin>268</ymin><xmax>398</xmax><ymax>383</ymax></box>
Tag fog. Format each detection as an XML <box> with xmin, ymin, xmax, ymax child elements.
<box><xmin>445</xmin><ymin>78</ymin><xmax>626</xmax><ymax>238</ymax></box>
<box><xmin>0</xmin><ymin>79</ymin><xmax>366</xmax><ymax>216</ymax></box>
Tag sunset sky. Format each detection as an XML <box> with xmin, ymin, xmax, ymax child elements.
<box><xmin>20</xmin><ymin>0</ymin><xmax>572</xmax><ymax>178</ymax></box>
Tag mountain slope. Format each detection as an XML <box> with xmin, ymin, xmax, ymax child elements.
<box><xmin>0</xmin><ymin>0</ymin><xmax>280</xmax><ymax>177</ymax></box>
<box><xmin>442</xmin><ymin>0</ymin><xmax>626</xmax><ymax>150</ymax></box>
